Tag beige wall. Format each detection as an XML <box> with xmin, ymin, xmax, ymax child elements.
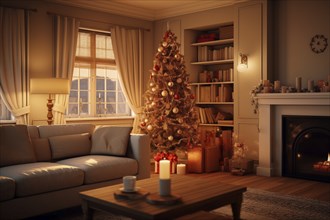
<box><xmin>1</xmin><ymin>0</ymin><xmax>153</xmax><ymax>125</ymax></box>
<box><xmin>274</xmin><ymin>0</ymin><xmax>329</xmax><ymax>86</ymax></box>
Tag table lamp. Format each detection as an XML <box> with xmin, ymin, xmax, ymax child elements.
<box><xmin>30</xmin><ymin>78</ymin><xmax>70</xmax><ymax>125</ymax></box>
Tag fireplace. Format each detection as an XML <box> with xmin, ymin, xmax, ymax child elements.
<box><xmin>255</xmin><ymin>93</ymin><xmax>330</xmax><ymax>178</ymax></box>
<box><xmin>282</xmin><ymin>116</ymin><xmax>330</xmax><ymax>182</ymax></box>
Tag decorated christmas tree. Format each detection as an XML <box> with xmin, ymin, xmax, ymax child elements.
<box><xmin>140</xmin><ymin>29</ymin><xmax>199</xmax><ymax>154</ymax></box>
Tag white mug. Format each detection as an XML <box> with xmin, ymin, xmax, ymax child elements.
<box><xmin>123</xmin><ymin>176</ymin><xmax>136</xmax><ymax>192</ymax></box>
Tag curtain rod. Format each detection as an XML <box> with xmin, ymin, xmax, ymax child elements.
<box><xmin>0</xmin><ymin>5</ymin><xmax>37</xmax><ymax>12</ymax></box>
<box><xmin>47</xmin><ymin>11</ymin><xmax>150</xmax><ymax>32</ymax></box>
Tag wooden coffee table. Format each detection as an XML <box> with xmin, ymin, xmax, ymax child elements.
<box><xmin>80</xmin><ymin>175</ymin><xmax>246</xmax><ymax>220</ymax></box>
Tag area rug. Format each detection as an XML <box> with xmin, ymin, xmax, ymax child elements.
<box><xmin>31</xmin><ymin>188</ymin><xmax>330</xmax><ymax>220</ymax></box>
<box><xmin>213</xmin><ymin>188</ymin><xmax>330</xmax><ymax>220</ymax></box>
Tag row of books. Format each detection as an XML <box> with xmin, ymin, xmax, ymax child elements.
<box><xmin>199</xmin><ymin>84</ymin><xmax>233</xmax><ymax>102</ymax></box>
<box><xmin>197</xmin><ymin>46</ymin><xmax>234</xmax><ymax>62</ymax></box>
<box><xmin>196</xmin><ymin>107</ymin><xmax>233</xmax><ymax>124</ymax></box>
<box><xmin>199</xmin><ymin>69</ymin><xmax>234</xmax><ymax>83</ymax></box>
<box><xmin>219</xmin><ymin>25</ymin><xmax>234</xmax><ymax>40</ymax></box>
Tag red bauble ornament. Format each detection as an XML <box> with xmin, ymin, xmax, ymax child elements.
<box><xmin>190</xmin><ymin>94</ymin><xmax>195</xmax><ymax>99</ymax></box>
<box><xmin>154</xmin><ymin>65</ymin><xmax>160</xmax><ymax>71</ymax></box>
<box><xmin>140</xmin><ymin>122</ymin><xmax>146</xmax><ymax>127</ymax></box>
<box><xmin>174</xmin><ymin>94</ymin><xmax>180</xmax><ymax>99</ymax></box>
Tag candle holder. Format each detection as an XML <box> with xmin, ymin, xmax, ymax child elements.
<box><xmin>159</xmin><ymin>179</ymin><xmax>171</xmax><ymax>196</ymax></box>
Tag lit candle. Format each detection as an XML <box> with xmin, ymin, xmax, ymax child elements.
<box><xmin>176</xmin><ymin>164</ymin><xmax>186</xmax><ymax>175</ymax></box>
<box><xmin>159</xmin><ymin>160</ymin><xmax>170</xmax><ymax>179</ymax></box>
<box><xmin>98</xmin><ymin>93</ymin><xmax>101</xmax><ymax>99</ymax></box>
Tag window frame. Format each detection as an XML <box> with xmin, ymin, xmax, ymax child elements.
<box><xmin>66</xmin><ymin>29</ymin><xmax>131</xmax><ymax>118</ymax></box>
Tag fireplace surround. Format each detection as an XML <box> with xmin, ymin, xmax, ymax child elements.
<box><xmin>255</xmin><ymin>93</ymin><xmax>330</xmax><ymax>178</ymax></box>
<box><xmin>282</xmin><ymin>115</ymin><xmax>330</xmax><ymax>182</ymax></box>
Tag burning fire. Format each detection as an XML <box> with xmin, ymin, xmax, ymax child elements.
<box><xmin>313</xmin><ymin>152</ymin><xmax>330</xmax><ymax>173</ymax></box>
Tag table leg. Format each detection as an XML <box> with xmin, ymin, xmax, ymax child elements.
<box><xmin>81</xmin><ymin>200</ymin><xmax>94</xmax><ymax>220</ymax></box>
<box><xmin>231</xmin><ymin>196</ymin><xmax>243</xmax><ymax>220</ymax></box>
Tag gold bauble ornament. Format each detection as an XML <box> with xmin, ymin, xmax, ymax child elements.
<box><xmin>168</xmin><ymin>81</ymin><xmax>174</xmax><ymax>87</ymax></box>
<box><xmin>178</xmin><ymin>118</ymin><xmax>183</xmax><ymax>123</ymax></box>
<box><xmin>168</xmin><ymin>135</ymin><xmax>174</xmax><ymax>141</ymax></box>
<box><xmin>169</xmin><ymin>91</ymin><xmax>174</xmax><ymax>96</ymax></box>
<box><xmin>147</xmin><ymin>125</ymin><xmax>153</xmax><ymax>131</ymax></box>
<box><xmin>177</xmin><ymin>129</ymin><xmax>183</xmax><ymax>134</ymax></box>
<box><xmin>176</xmin><ymin>78</ymin><xmax>183</xmax><ymax>83</ymax></box>
<box><xmin>172</xmin><ymin>107</ymin><xmax>179</xmax><ymax>114</ymax></box>
<box><xmin>161</xmin><ymin>90</ymin><xmax>168</xmax><ymax>97</ymax></box>
<box><xmin>152</xmin><ymin>87</ymin><xmax>156</xmax><ymax>92</ymax></box>
<box><xmin>158</xmin><ymin>46</ymin><xmax>163</xmax><ymax>52</ymax></box>
<box><xmin>162</xmin><ymin>41</ymin><xmax>168</xmax><ymax>47</ymax></box>
<box><xmin>150</xmin><ymin>82</ymin><xmax>154</xmax><ymax>87</ymax></box>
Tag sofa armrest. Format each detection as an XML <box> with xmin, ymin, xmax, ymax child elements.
<box><xmin>127</xmin><ymin>134</ymin><xmax>150</xmax><ymax>180</ymax></box>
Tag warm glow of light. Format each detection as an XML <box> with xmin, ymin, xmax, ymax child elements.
<box><xmin>328</xmin><ymin>153</ymin><xmax>330</xmax><ymax>162</ymax></box>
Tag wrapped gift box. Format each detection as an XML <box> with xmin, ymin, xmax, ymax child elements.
<box><xmin>229</xmin><ymin>159</ymin><xmax>254</xmax><ymax>174</ymax></box>
<box><xmin>188</xmin><ymin>146</ymin><xmax>220</xmax><ymax>173</ymax></box>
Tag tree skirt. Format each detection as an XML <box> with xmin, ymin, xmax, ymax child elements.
<box><xmin>212</xmin><ymin>188</ymin><xmax>330</xmax><ymax>220</ymax></box>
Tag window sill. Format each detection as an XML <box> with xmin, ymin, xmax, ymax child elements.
<box><xmin>0</xmin><ymin>120</ymin><xmax>16</xmax><ymax>125</ymax></box>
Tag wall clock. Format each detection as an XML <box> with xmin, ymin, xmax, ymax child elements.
<box><xmin>310</xmin><ymin>34</ymin><xmax>328</xmax><ymax>54</ymax></box>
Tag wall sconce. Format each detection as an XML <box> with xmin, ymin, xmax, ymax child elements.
<box><xmin>237</xmin><ymin>53</ymin><xmax>248</xmax><ymax>72</ymax></box>
<box><xmin>30</xmin><ymin>78</ymin><xmax>70</xmax><ymax>125</ymax></box>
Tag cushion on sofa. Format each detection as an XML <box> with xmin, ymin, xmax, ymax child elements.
<box><xmin>30</xmin><ymin>138</ymin><xmax>52</xmax><ymax>162</ymax></box>
<box><xmin>57</xmin><ymin>155</ymin><xmax>138</xmax><ymax>184</ymax></box>
<box><xmin>49</xmin><ymin>133</ymin><xmax>91</xmax><ymax>160</ymax></box>
<box><xmin>0</xmin><ymin>176</ymin><xmax>15</xmax><ymax>202</ymax></box>
<box><xmin>91</xmin><ymin>126</ymin><xmax>132</xmax><ymax>156</ymax></box>
<box><xmin>0</xmin><ymin>162</ymin><xmax>84</xmax><ymax>197</ymax></box>
<box><xmin>0</xmin><ymin>125</ymin><xmax>36</xmax><ymax>167</ymax></box>
<box><xmin>38</xmin><ymin>124</ymin><xmax>95</xmax><ymax>138</ymax></box>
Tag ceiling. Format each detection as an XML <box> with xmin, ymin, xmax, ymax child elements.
<box><xmin>48</xmin><ymin>0</ymin><xmax>247</xmax><ymax>21</ymax></box>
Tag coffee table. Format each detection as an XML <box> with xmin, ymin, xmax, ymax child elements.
<box><xmin>79</xmin><ymin>175</ymin><xmax>246</xmax><ymax>220</ymax></box>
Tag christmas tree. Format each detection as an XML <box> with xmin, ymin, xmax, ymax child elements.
<box><xmin>140</xmin><ymin>30</ymin><xmax>199</xmax><ymax>153</ymax></box>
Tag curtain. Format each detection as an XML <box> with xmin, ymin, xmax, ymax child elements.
<box><xmin>111</xmin><ymin>26</ymin><xmax>144</xmax><ymax>134</ymax></box>
<box><xmin>53</xmin><ymin>15</ymin><xmax>79</xmax><ymax>124</ymax></box>
<box><xmin>0</xmin><ymin>7</ymin><xmax>30</xmax><ymax>124</ymax></box>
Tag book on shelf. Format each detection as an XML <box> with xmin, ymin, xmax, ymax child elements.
<box><xmin>197</xmin><ymin>46</ymin><xmax>233</xmax><ymax>62</ymax></box>
<box><xmin>217</xmin><ymin>84</ymin><xmax>233</xmax><ymax>102</ymax></box>
<box><xmin>219</xmin><ymin>25</ymin><xmax>233</xmax><ymax>40</ymax></box>
<box><xmin>199</xmin><ymin>86</ymin><xmax>211</xmax><ymax>102</ymax></box>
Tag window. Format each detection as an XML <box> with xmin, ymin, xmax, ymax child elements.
<box><xmin>0</xmin><ymin>96</ymin><xmax>14</xmax><ymax>122</ymax></box>
<box><xmin>67</xmin><ymin>30</ymin><xmax>131</xmax><ymax>117</ymax></box>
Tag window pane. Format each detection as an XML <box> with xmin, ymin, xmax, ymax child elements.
<box><xmin>107</xmin><ymin>104</ymin><xmax>115</xmax><ymax>113</ymax></box>
<box><xmin>80</xmin><ymin>78</ymin><xmax>89</xmax><ymax>90</ymax></box>
<box><xmin>107</xmin><ymin>92</ymin><xmax>116</xmax><ymax>102</ymax></box>
<box><xmin>71</xmin><ymin>77</ymin><xmax>78</xmax><ymax>90</ymax></box>
<box><xmin>68</xmin><ymin>104</ymin><xmax>78</xmax><ymax>115</ymax></box>
<box><xmin>118</xmin><ymin>92</ymin><xmax>125</xmax><ymax>102</ymax></box>
<box><xmin>96</xmin><ymin>79</ymin><xmax>105</xmax><ymax>90</ymax></box>
<box><xmin>69</xmin><ymin>91</ymin><xmax>78</xmax><ymax>102</ymax></box>
<box><xmin>107</xmin><ymin>79</ymin><xmax>115</xmax><ymax>90</ymax></box>
<box><xmin>76</xmin><ymin>32</ymin><xmax>90</xmax><ymax>57</ymax></box>
<box><xmin>80</xmin><ymin>91</ymin><xmax>89</xmax><ymax>102</ymax></box>
<box><xmin>118</xmin><ymin>103</ymin><xmax>127</xmax><ymax>114</ymax></box>
<box><xmin>81</xmin><ymin>104</ymin><xmax>89</xmax><ymax>114</ymax></box>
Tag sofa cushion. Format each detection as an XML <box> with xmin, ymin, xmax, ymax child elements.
<box><xmin>38</xmin><ymin>124</ymin><xmax>95</xmax><ymax>138</ymax></box>
<box><xmin>0</xmin><ymin>176</ymin><xmax>15</xmax><ymax>202</ymax></box>
<box><xmin>49</xmin><ymin>133</ymin><xmax>91</xmax><ymax>160</ymax></box>
<box><xmin>31</xmin><ymin>138</ymin><xmax>52</xmax><ymax>162</ymax></box>
<box><xmin>0</xmin><ymin>125</ymin><xmax>36</xmax><ymax>167</ymax></box>
<box><xmin>0</xmin><ymin>162</ymin><xmax>84</xmax><ymax>197</ymax></box>
<box><xmin>91</xmin><ymin>126</ymin><xmax>132</xmax><ymax>156</ymax></box>
<box><xmin>57</xmin><ymin>155</ymin><xmax>138</xmax><ymax>184</ymax></box>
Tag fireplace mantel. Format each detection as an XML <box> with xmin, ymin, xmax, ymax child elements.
<box><xmin>255</xmin><ymin>93</ymin><xmax>330</xmax><ymax>177</ymax></box>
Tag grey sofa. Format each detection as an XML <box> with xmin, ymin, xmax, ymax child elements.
<box><xmin>0</xmin><ymin>124</ymin><xmax>150</xmax><ymax>219</ymax></box>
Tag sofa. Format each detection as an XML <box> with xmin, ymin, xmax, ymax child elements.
<box><xmin>0</xmin><ymin>124</ymin><xmax>150</xmax><ymax>219</ymax></box>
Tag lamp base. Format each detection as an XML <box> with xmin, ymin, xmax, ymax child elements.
<box><xmin>47</xmin><ymin>94</ymin><xmax>54</xmax><ymax>125</ymax></box>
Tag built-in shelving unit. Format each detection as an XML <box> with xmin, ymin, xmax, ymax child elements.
<box><xmin>186</xmin><ymin>24</ymin><xmax>235</xmax><ymax>130</ymax></box>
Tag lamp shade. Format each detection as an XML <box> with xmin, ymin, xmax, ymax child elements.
<box><xmin>30</xmin><ymin>78</ymin><xmax>70</xmax><ymax>94</ymax></box>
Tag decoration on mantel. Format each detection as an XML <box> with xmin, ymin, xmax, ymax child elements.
<box><xmin>250</xmin><ymin>76</ymin><xmax>330</xmax><ymax>114</ymax></box>
<box><xmin>140</xmin><ymin>29</ymin><xmax>199</xmax><ymax>155</ymax></box>
<box><xmin>310</xmin><ymin>34</ymin><xmax>328</xmax><ymax>54</ymax></box>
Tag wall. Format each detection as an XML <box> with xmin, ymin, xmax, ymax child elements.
<box><xmin>1</xmin><ymin>0</ymin><xmax>153</xmax><ymax>125</ymax></box>
<box><xmin>274</xmin><ymin>0</ymin><xmax>330</xmax><ymax>86</ymax></box>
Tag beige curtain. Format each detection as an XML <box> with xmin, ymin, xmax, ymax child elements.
<box><xmin>0</xmin><ymin>7</ymin><xmax>30</xmax><ymax>124</ymax></box>
<box><xmin>111</xmin><ymin>26</ymin><xmax>144</xmax><ymax>134</ymax></box>
<box><xmin>53</xmin><ymin>15</ymin><xmax>79</xmax><ymax>124</ymax></box>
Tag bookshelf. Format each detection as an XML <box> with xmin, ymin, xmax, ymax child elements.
<box><xmin>188</xmin><ymin>24</ymin><xmax>235</xmax><ymax>130</ymax></box>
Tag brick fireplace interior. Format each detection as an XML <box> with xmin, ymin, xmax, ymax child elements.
<box><xmin>282</xmin><ymin>115</ymin><xmax>330</xmax><ymax>182</ymax></box>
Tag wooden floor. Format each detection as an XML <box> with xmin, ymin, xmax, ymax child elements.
<box><xmin>151</xmin><ymin>172</ymin><xmax>330</xmax><ymax>202</ymax></box>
